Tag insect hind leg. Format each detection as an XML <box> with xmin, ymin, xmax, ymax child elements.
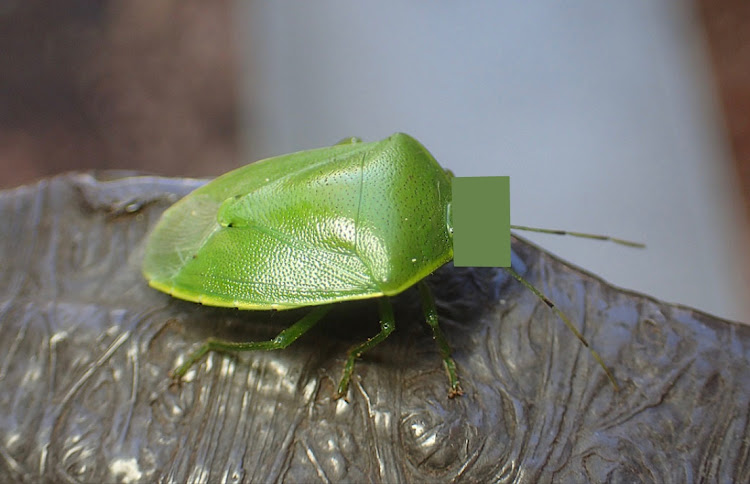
<box><xmin>171</xmin><ymin>305</ymin><xmax>331</xmax><ymax>381</ymax></box>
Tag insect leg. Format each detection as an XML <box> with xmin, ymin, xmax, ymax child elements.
<box><xmin>335</xmin><ymin>298</ymin><xmax>395</xmax><ymax>400</ymax></box>
<box><xmin>417</xmin><ymin>280</ymin><xmax>463</xmax><ymax>398</ymax></box>
<box><xmin>171</xmin><ymin>305</ymin><xmax>331</xmax><ymax>381</ymax></box>
<box><xmin>503</xmin><ymin>266</ymin><xmax>619</xmax><ymax>390</ymax></box>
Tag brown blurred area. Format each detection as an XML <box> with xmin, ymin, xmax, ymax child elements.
<box><xmin>698</xmin><ymin>0</ymin><xmax>750</xmax><ymax>224</ymax></box>
<box><xmin>0</xmin><ymin>0</ymin><xmax>239</xmax><ymax>188</ymax></box>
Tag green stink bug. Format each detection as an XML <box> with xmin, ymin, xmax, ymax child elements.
<box><xmin>142</xmin><ymin>133</ymin><xmax>642</xmax><ymax>399</ymax></box>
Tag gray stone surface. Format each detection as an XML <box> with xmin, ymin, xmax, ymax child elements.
<box><xmin>1</xmin><ymin>173</ymin><xmax>748</xmax><ymax>483</ymax></box>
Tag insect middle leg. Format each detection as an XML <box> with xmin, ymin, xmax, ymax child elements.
<box><xmin>171</xmin><ymin>305</ymin><xmax>331</xmax><ymax>381</ymax></box>
<box><xmin>418</xmin><ymin>280</ymin><xmax>463</xmax><ymax>398</ymax></box>
<box><xmin>335</xmin><ymin>297</ymin><xmax>395</xmax><ymax>400</ymax></box>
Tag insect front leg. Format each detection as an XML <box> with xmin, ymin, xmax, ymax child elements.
<box><xmin>335</xmin><ymin>298</ymin><xmax>395</xmax><ymax>401</ymax></box>
<box><xmin>171</xmin><ymin>305</ymin><xmax>331</xmax><ymax>381</ymax></box>
<box><xmin>418</xmin><ymin>280</ymin><xmax>463</xmax><ymax>398</ymax></box>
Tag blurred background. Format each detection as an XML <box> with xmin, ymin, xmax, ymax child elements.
<box><xmin>1</xmin><ymin>1</ymin><xmax>748</xmax><ymax>322</ymax></box>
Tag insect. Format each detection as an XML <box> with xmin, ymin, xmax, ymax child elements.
<box><xmin>142</xmin><ymin>133</ymin><xmax>643</xmax><ymax>399</ymax></box>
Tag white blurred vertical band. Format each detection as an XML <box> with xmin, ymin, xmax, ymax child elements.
<box><xmin>232</xmin><ymin>0</ymin><xmax>750</xmax><ymax>323</ymax></box>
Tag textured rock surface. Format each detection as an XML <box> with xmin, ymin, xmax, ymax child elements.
<box><xmin>1</xmin><ymin>173</ymin><xmax>748</xmax><ymax>483</ymax></box>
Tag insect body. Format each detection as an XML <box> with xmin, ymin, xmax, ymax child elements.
<box><xmin>143</xmin><ymin>133</ymin><xmax>641</xmax><ymax>399</ymax></box>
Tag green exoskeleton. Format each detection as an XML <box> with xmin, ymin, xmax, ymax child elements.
<box><xmin>142</xmin><ymin>133</ymin><xmax>643</xmax><ymax>399</ymax></box>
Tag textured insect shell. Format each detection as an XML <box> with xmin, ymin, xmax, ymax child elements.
<box><xmin>142</xmin><ymin>133</ymin><xmax>453</xmax><ymax>310</ymax></box>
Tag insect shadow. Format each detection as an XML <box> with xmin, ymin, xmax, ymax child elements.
<box><xmin>157</xmin><ymin>263</ymin><xmax>512</xmax><ymax>400</ymax></box>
